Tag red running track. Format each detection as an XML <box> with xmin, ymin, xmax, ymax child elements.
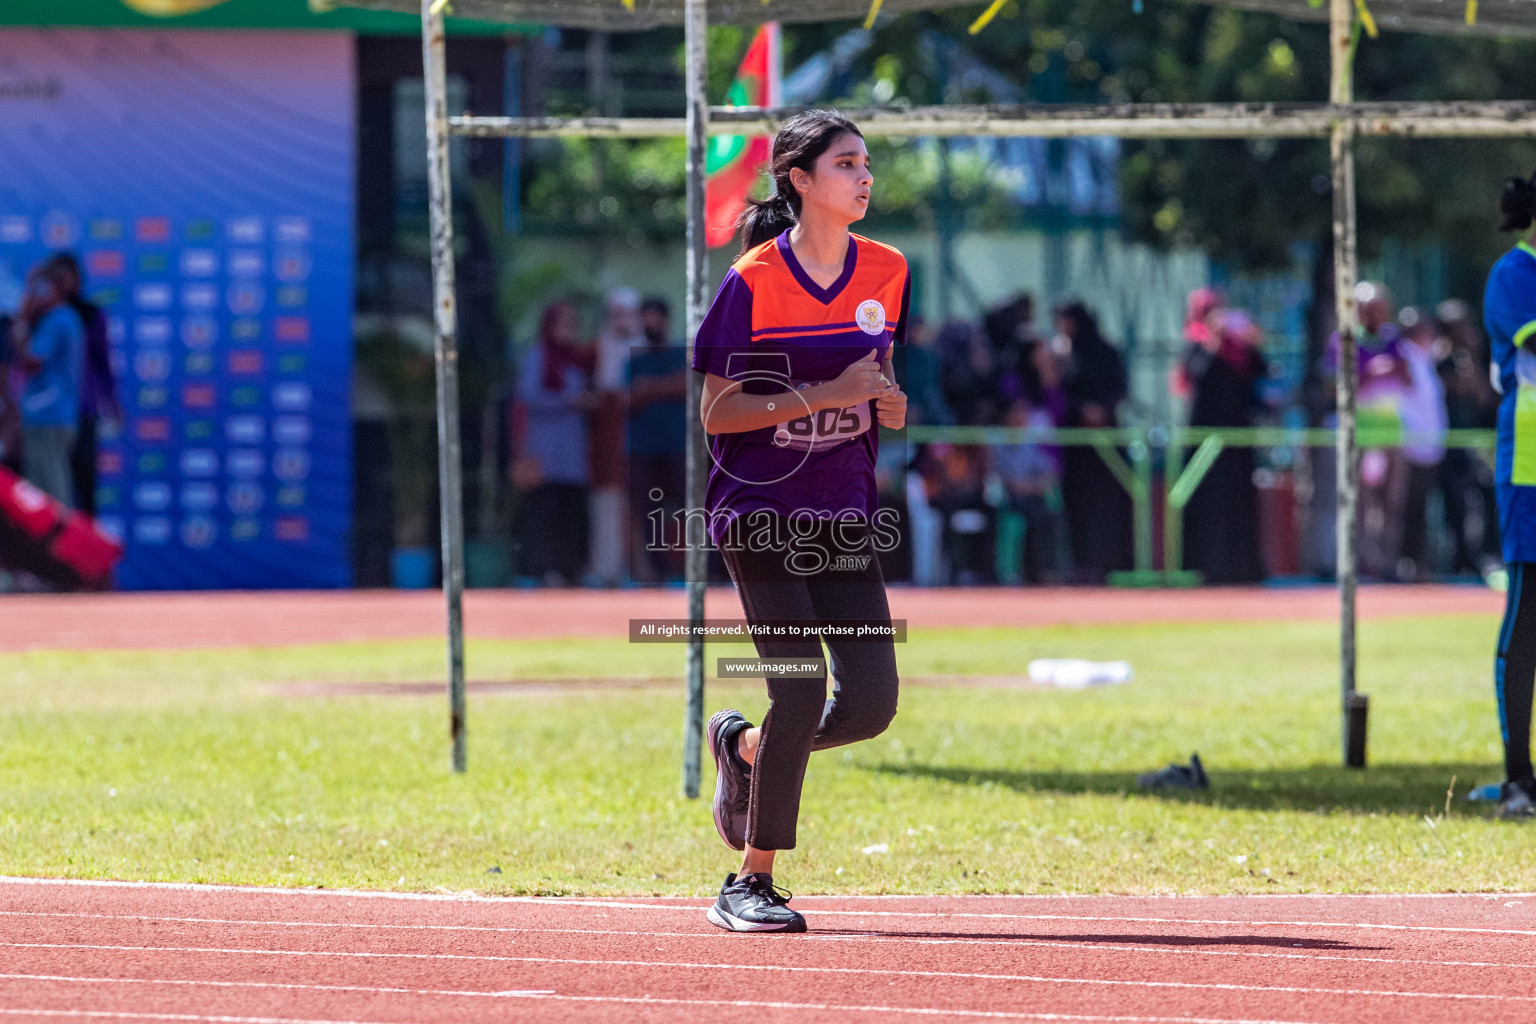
<box><xmin>1</xmin><ymin>877</ymin><xmax>1533</xmax><ymax>1023</ymax></box>
<box><xmin>0</xmin><ymin>585</ymin><xmax>1501</xmax><ymax>653</ymax></box>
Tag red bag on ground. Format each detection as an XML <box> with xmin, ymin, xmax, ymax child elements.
<box><xmin>0</xmin><ymin>465</ymin><xmax>123</xmax><ymax>589</ymax></box>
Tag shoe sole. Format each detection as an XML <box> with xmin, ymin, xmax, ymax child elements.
<box><xmin>706</xmin><ymin>903</ymin><xmax>807</xmax><ymax>933</ymax></box>
<box><xmin>707</xmin><ymin>710</ymin><xmax>747</xmax><ymax>851</ymax></box>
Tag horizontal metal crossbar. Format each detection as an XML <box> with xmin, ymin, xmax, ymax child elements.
<box><xmin>449</xmin><ymin>100</ymin><xmax>1536</xmax><ymax>140</ymax></box>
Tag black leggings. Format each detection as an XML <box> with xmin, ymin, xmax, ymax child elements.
<box><xmin>1498</xmin><ymin>562</ymin><xmax>1536</xmax><ymax>783</ymax></box>
<box><xmin>719</xmin><ymin>514</ymin><xmax>899</xmax><ymax>850</ymax></box>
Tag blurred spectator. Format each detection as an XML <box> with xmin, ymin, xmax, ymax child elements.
<box><xmin>900</xmin><ymin>315</ymin><xmax>954</xmax><ymax>586</ymax></box>
<box><xmin>984</xmin><ymin>294</ymin><xmax>1040</xmax><ymax>403</ymax></box>
<box><xmin>936</xmin><ymin>319</ymin><xmax>1000</xmax><ymax>426</ymax></box>
<box><xmin>1437</xmin><ymin>298</ymin><xmax>1502</xmax><ymax>576</ymax></box>
<box><xmin>1325</xmin><ymin>282</ymin><xmax>1410</xmax><ymax>579</ymax></box>
<box><xmin>587</xmin><ymin>287</ymin><xmax>643</xmax><ymax>587</ymax></box>
<box><xmin>928</xmin><ymin>442</ymin><xmax>994</xmax><ymax>584</ymax></box>
<box><xmin>48</xmin><ymin>252</ymin><xmax>118</xmax><ymax>517</ymax></box>
<box><xmin>626</xmin><ymin>296</ymin><xmax>687</xmax><ymax>583</ymax></box>
<box><xmin>1180</xmin><ymin>291</ymin><xmax>1269</xmax><ymax>584</ymax></box>
<box><xmin>512</xmin><ymin>299</ymin><xmax>594</xmax><ymax>586</ymax></box>
<box><xmin>1395</xmin><ymin>307</ymin><xmax>1449</xmax><ymax>580</ymax></box>
<box><xmin>12</xmin><ymin>262</ymin><xmax>84</xmax><ymax>506</ymax></box>
<box><xmin>1054</xmin><ymin>301</ymin><xmax>1133</xmax><ymax>581</ymax></box>
<box><xmin>0</xmin><ymin>309</ymin><xmax>20</xmax><ymax>474</ymax></box>
<box><xmin>992</xmin><ymin>339</ymin><xmax>1067</xmax><ymax>584</ymax></box>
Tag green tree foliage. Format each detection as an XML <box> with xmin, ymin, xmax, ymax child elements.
<box><xmin>522</xmin><ymin>8</ymin><xmax>1536</xmax><ymax>275</ymax></box>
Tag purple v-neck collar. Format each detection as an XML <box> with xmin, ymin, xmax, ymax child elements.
<box><xmin>777</xmin><ymin>229</ymin><xmax>858</xmax><ymax>305</ymax></box>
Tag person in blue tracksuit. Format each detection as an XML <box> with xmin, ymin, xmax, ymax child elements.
<box><xmin>1484</xmin><ymin>166</ymin><xmax>1536</xmax><ymax>818</ymax></box>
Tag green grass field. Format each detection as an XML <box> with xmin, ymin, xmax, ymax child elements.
<box><xmin>1</xmin><ymin>612</ymin><xmax>1531</xmax><ymax>896</ymax></box>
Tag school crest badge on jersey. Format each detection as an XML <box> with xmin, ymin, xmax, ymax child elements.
<box><xmin>856</xmin><ymin>299</ymin><xmax>887</xmax><ymax>335</ymax></box>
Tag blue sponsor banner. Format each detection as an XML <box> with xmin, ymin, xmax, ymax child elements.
<box><xmin>0</xmin><ymin>29</ymin><xmax>354</xmax><ymax>588</ymax></box>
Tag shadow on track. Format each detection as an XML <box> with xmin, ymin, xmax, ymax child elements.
<box><xmin>815</xmin><ymin>929</ymin><xmax>1384</xmax><ymax>951</ymax></box>
<box><xmin>868</xmin><ymin>761</ymin><xmax>1500</xmax><ymax>815</ymax></box>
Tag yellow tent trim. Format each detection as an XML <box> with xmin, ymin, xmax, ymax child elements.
<box><xmin>119</xmin><ymin>0</ymin><xmax>233</xmax><ymax>15</ymax></box>
<box><xmin>968</xmin><ymin>0</ymin><xmax>1008</xmax><ymax>34</ymax></box>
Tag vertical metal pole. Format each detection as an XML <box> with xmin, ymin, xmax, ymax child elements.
<box><xmin>423</xmin><ymin>0</ymin><xmax>467</xmax><ymax>774</ymax></box>
<box><xmin>681</xmin><ymin>0</ymin><xmax>709</xmax><ymax>799</ymax></box>
<box><xmin>1329</xmin><ymin>0</ymin><xmax>1366</xmax><ymax>768</ymax></box>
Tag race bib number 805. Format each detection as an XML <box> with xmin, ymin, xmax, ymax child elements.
<box><xmin>771</xmin><ymin>382</ymin><xmax>869</xmax><ymax>451</ymax></box>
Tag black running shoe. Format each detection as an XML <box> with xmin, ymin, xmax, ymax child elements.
<box><xmin>707</xmin><ymin>873</ymin><xmax>806</xmax><ymax>933</ymax></box>
<box><xmin>1498</xmin><ymin>777</ymin><xmax>1536</xmax><ymax>820</ymax></box>
<box><xmin>707</xmin><ymin>709</ymin><xmax>752</xmax><ymax>851</ymax></box>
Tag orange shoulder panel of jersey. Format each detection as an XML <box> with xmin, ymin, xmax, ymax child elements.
<box><xmin>734</xmin><ymin>233</ymin><xmax>907</xmax><ymax>345</ymax></box>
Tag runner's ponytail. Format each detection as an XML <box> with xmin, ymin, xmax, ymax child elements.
<box><xmin>1498</xmin><ymin>168</ymin><xmax>1536</xmax><ymax>232</ymax></box>
<box><xmin>736</xmin><ymin>108</ymin><xmax>863</xmax><ymax>257</ymax></box>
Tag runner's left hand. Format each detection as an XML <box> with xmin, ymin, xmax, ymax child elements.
<box><xmin>875</xmin><ymin>383</ymin><xmax>906</xmax><ymax>430</ymax></box>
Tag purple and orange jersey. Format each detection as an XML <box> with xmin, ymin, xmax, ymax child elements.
<box><xmin>691</xmin><ymin>228</ymin><xmax>910</xmax><ymax>543</ymax></box>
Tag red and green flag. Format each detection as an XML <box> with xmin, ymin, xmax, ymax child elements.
<box><xmin>706</xmin><ymin>22</ymin><xmax>781</xmax><ymax>249</ymax></box>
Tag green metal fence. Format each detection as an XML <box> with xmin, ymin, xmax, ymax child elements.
<box><xmin>904</xmin><ymin>425</ymin><xmax>1497</xmax><ymax>586</ymax></box>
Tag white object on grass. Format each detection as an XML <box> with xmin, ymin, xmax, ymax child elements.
<box><xmin>861</xmin><ymin>843</ymin><xmax>889</xmax><ymax>855</ymax></box>
<box><xmin>1027</xmin><ymin>659</ymin><xmax>1133</xmax><ymax>689</ymax></box>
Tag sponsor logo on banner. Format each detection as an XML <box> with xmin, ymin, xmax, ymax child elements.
<box><xmin>278</xmin><ymin>354</ymin><xmax>306</xmax><ymax>374</ymax></box>
<box><xmin>0</xmin><ymin>216</ymin><xmax>32</xmax><ymax>243</ymax></box>
<box><xmin>134</xmin><ymin>350</ymin><xmax>170</xmax><ymax>382</ymax></box>
<box><xmin>133</xmin><ymin>282</ymin><xmax>172</xmax><ymax>311</ymax></box>
<box><xmin>184</xmin><ymin>419</ymin><xmax>214</xmax><ymax>441</ymax></box>
<box><xmin>133</xmin><ymin>482</ymin><xmax>172</xmax><ymax>511</ymax></box>
<box><xmin>274</xmin><ymin>249</ymin><xmax>311</xmax><ymax>282</ymax></box>
<box><xmin>228</xmin><ymin>282</ymin><xmax>264</xmax><ymax>316</ymax></box>
<box><xmin>182</xmin><ymin>384</ymin><xmax>216</xmax><ymax>409</ymax></box>
<box><xmin>138</xmin><ymin>252</ymin><xmax>169</xmax><ymax>274</ymax></box>
<box><xmin>274</xmin><ymin>448</ymin><xmax>310</xmax><ymax>482</ymax></box>
<box><xmin>273</xmin><ymin>415</ymin><xmax>311</xmax><ymax>445</ymax></box>
<box><xmin>181</xmin><ymin>282</ymin><xmax>218</xmax><ymax>310</ymax></box>
<box><xmin>96</xmin><ymin>485</ymin><xmax>120</xmax><ymax>508</ymax></box>
<box><xmin>273</xmin><ymin>381</ymin><xmax>311</xmax><ymax>411</ymax></box>
<box><xmin>180</xmin><ymin>449</ymin><xmax>218</xmax><ymax>477</ymax></box>
<box><xmin>88</xmin><ymin>218</ymin><xmax>123</xmax><ymax>241</ymax></box>
<box><xmin>134</xmin><ymin>317</ymin><xmax>172</xmax><ymax>345</ymax></box>
<box><xmin>229</xmin><ymin>351</ymin><xmax>263</xmax><ymax>375</ymax></box>
<box><xmin>97</xmin><ymin>451</ymin><xmax>123</xmax><ymax>476</ymax></box>
<box><xmin>228</xmin><ymin>216</ymin><xmax>264</xmax><ymax>244</ymax></box>
<box><xmin>228</xmin><ymin>249</ymin><xmax>264</xmax><ymax>278</ymax></box>
<box><xmin>180</xmin><ymin>249</ymin><xmax>219</xmax><ymax>277</ymax></box>
<box><xmin>137</xmin><ymin>452</ymin><xmax>168</xmax><ymax>474</ymax></box>
<box><xmin>133</xmin><ymin>517</ymin><xmax>172</xmax><ymax>545</ymax></box>
<box><xmin>231</xmin><ymin>319</ymin><xmax>262</xmax><ymax>342</ymax></box>
<box><xmin>232</xmin><ymin>386</ymin><xmax>262</xmax><ymax>408</ymax></box>
<box><xmin>225</xmin><ymin>415</ymin><xmax>264</xmax><ymax>445</ymax></box>
<box><xmin>184</xmin><ymin>353</ymin><xmax>215</xmax><ymax>376</ymax></box>
<box><xmin>180</xmin><ymin>483</ymin><xmax>218</xmax><ymax>511</ymax></box>
<box><xmin>276</xmin><ymin>286</ymin><xmax>307</xmax><ymax>308</ymax></box>
<box><xmin>230</xmin><ymin>518</ymin><xmax>261</xmax><ymax>541</ymax></box>
<box><xmin>135</xmin><ymin>417</ymin><xmax>170</xmax><ymax>442</ymax></box>
<box><xmin>276</xmin><ymin>216</ymin><xmax>310</xmax><ymax>243</ymax></box>
<box><xmin>274</xmin><ymin>516</ymin><xmax>309</xmax><ymax>541</ymax></box>
<box><xmin>227</xmin><ymin>482</ymin><xmax>264</xmax><ymax>515</ymax></box>
<box><xmin>181</xmin><ymin>315</ymin><xmax>217</xmax><ymax>349</ymax></box>
<box><xmin>227</xmin><ymin>449</ymin><xmax>265</xmax><ymax>478</ymax></box>
<box><xmin>135</xmin><ymin>217</ymin><xmax>172</xmax><ymax>243</ymax></box>
<box><xmin>276</xmin><ymin>485</ymin><xmax>306</xmax><ymax>508</ymax></box>
<box><xmin>41</xmin><ymin>211</ymin><xmax>77</xmax><ymax>247</ymax></box>
<box><xmin>274</xmin><ymin>317</ymin><xmax>309</xmax><ymax>344</ymax></box>
<box><xmin>181</xmin><ymin>516</ymin><xmax>218</xmax><ymax>549</ymax></box>
<box><xmin>136</xmin><ymin>386</ymin><xmax>167</xmax><ymax>409</ymax></box>
<box><xmin>185</xmin><ymin>219</ymin><xmax>218</xmax><ymax>242</ymax></box>
<box><xmin>87</xmin><ymin>251</ymin><xmax>125</xmax><ymax>277</ymax></box>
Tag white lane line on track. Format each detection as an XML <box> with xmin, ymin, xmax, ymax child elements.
<box><xmin>4</xmin><ymin>911</ymin><xmax>1534</xmax><ymax>972</ymax></box>
<box><xmin>3</xmin><ymin>942</ymin><xmax>1532</xmax><ymax>1004</ymax></box>
<box><xmin>506</xmin><ymin>898</ymin><xmax>1536</xmax><ymax>936</ymax></box>
<box><xmin>0</xmin><ymin>875</ymin><xmax>1529</xmax><ymax>903</ymax></box>
<box><xmin>0</xmin><ymin>989</ymin><xmax>1348</xmax><ymax>1024</ymax></box>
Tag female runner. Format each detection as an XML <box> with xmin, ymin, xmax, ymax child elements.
<box><xmin>1486</xmin><ymin>166</ymin><xmax>1536</xmax><ymax>818</ymax></box>
<box><xmin>690</xmin><ymin>110</ymin><xmax>909</xmax><ymax>931</ymax></box>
